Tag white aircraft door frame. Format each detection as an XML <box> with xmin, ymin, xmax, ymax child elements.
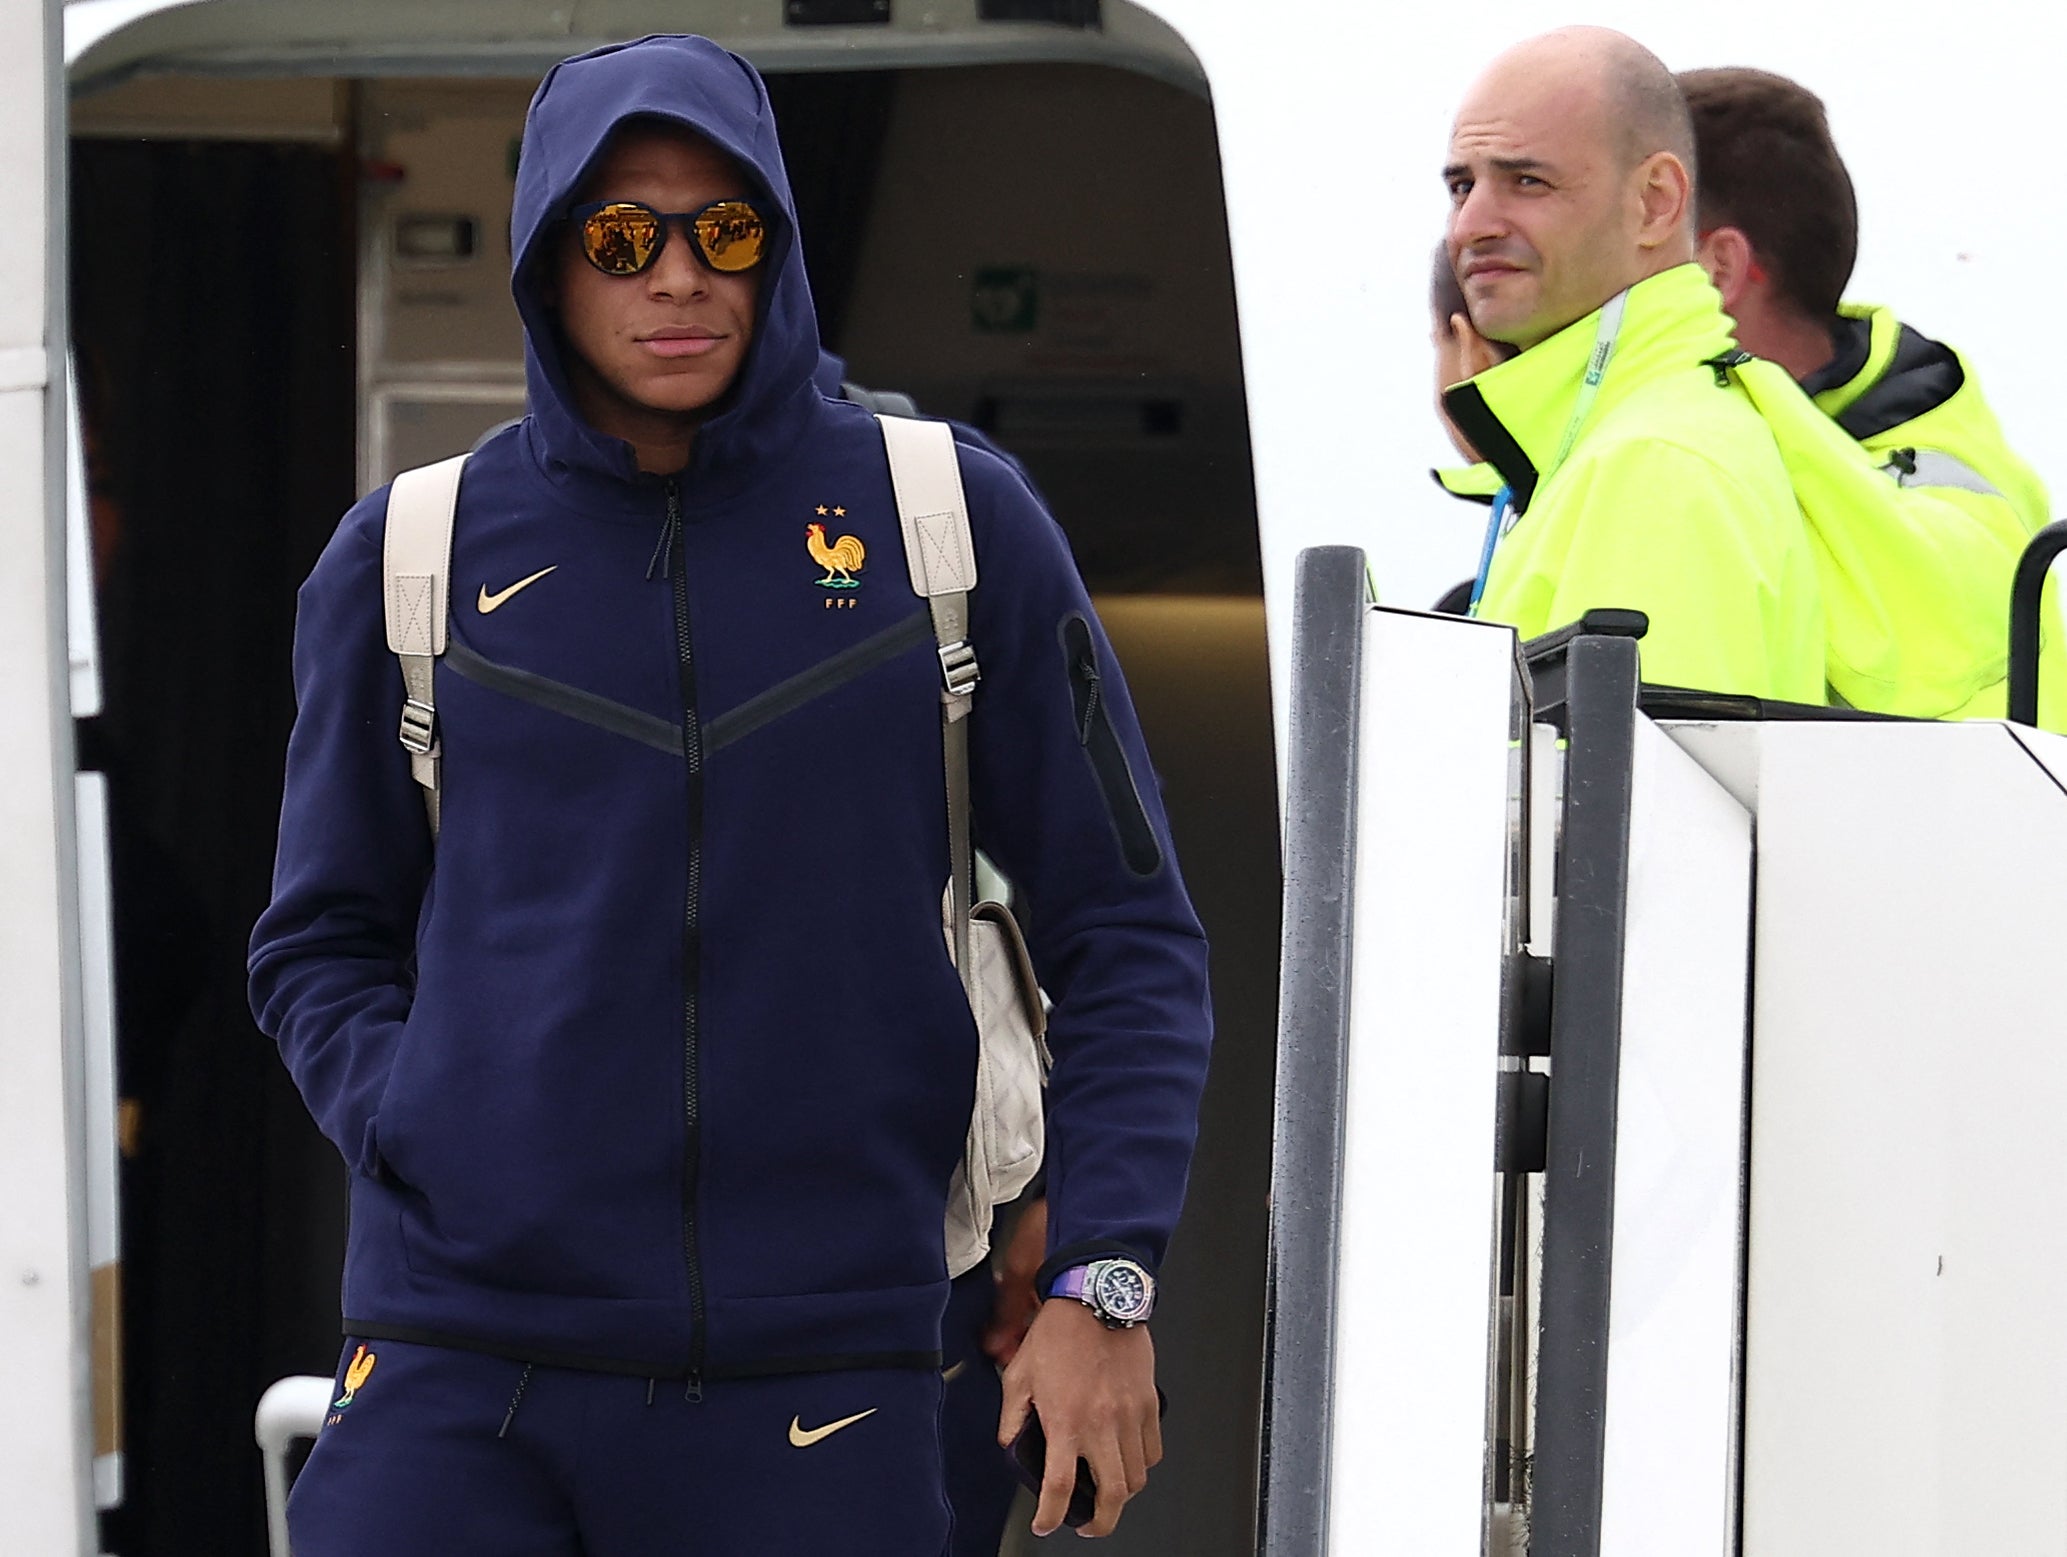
<box><xmin>0</xmin><ymin>0</ymin><xmax>96</xmax><ymax>1551</ymax></box>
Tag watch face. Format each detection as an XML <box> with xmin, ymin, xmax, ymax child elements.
<box><xmin>1090</xmin><ymin>1261</ymin><xmax>1154</xmax><ymax>1323</ymax></box>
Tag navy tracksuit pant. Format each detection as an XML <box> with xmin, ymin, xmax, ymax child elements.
<box><xmin>289</xmin><ymin>1339</ymin><xmax>952</xmax><ymax>1556</ymax></box>
<box><xmin>938</xmin><ymin>1269</ymin><xmax>1020</xmax><ymax>1556</ymax></box>
<box><xmin>291</xmin><ymin>1270</ymin><xmax>1020</xmax><ymax>1555</ymax></box>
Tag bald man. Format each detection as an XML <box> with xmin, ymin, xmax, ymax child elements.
<box><xmin>1441</xmin><ymin>27</ymin><xmax>1825</xmax><ymax>700</ymax></box>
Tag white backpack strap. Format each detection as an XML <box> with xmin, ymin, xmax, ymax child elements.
<box><xmin>877</xmin><ymin>414</ymin><xmax>980</xmax><ymax>984</ymax></box>
<box><xmin>382</xmin><ymin>454</ymin><xmax>466</xmax><ymax>837</ymax></box>
<box><xmin>880</xmin><ymin>414</ymin><xmax>979</xmax><ymax>707</ymax></box>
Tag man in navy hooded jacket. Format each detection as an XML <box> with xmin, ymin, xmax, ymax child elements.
<box><xmin>250</xmin><ymin>34</ymin><xmax>1212</xmax><ymax>1552</ymax></box>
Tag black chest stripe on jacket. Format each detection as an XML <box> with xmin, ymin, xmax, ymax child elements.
<box><xmin>443</xmin><ymin>637</ymin><xmax>684</xmax><ymax>755</ymax></box>
<box><xmin>440</xmin><ymin>610</ymin><xmax>932</xmax><ymax>761</ymax></box>
<box><xmin>703</xmin><ymin>609</ymin><xmax>930</xmax><ymax>754</ymax></box>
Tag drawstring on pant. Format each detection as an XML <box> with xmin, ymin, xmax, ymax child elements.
<box><xmin>497</xmin><ymin>1363</ymin><xmax>534</xmax><ymax>1439</ymax></box>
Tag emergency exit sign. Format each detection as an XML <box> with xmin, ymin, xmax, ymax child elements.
<box><xmin>972</xmin><ymin>266</ymin><xmax>1039</xmax><ymax>333</ymax></box>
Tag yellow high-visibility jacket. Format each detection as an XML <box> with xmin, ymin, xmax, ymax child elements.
<box><xmin>1441</xmin><ymin>296</ymin><xmax>2062</xmax><ymax>726</ymax></box>
<box><xmin>1797</xmin><ymin>302</ymin><xmax>2060</xmax><ymax>727</ymax></box>
<box><xmin>1442</xmin><ymin>264</ymin><xmax>1827</xmax><ymax>702</ymax></box>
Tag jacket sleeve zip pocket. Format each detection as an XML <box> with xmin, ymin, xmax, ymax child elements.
<box><xmin>1060</xmin><ymin>614</ymin><xmax>1163</xmax><ymax>878</ymax></box>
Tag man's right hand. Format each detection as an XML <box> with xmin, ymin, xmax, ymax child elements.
<box><xmin>1441</xmin><ymin>311</ymin><xmax>1504</xmax><ymax>387</ymax></box>
<box><xmin>998</xmin><ymin>1295</ymin><xmax>1161</xmax><ymax>1538</ymax></box>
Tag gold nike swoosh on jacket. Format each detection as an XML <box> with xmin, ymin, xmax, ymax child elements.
<box><xmin>477</xmin><ymin>566</ymin><xmax>559</xmax><ymax>613</ymax></box>
<box><xmin>787</xmin><ymin>1407</ymin><xmax>878</xmax><ymax>1448</ymax></box>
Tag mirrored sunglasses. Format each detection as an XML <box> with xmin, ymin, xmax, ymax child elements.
<box><xmin>569</xmin><ymin>199</ymin><xmax>769</xmax><ymax>277</ymax></box>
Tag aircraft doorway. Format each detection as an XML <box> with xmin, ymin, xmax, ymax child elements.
<box><xmin>72</xmin><ymin>46</ymin><xmax>1274</xmax><ymax>1557</ymax></box>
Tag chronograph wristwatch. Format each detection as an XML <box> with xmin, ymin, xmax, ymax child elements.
<box><xmin>1049</xmin><ymin>1258</ymin><xmax>1157</xmax><ymax>1328</ymax></box>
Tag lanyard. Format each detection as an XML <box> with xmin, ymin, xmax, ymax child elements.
<box><xmin>1465</xmin><ymin>289</ymin><xmax>1629</xmax><ymax>619</ymax></box>
<box><xmin>1465</xmin><ymin>486</ymin><xmax>1513</xmax><ymax>618</ymax></box>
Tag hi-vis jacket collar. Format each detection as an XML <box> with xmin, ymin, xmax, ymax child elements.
<box><xmin>1442</xmin><ymin>263</ymin><xmax>1737</xmax><ymax>518</ymax></box>
<box><xmin>1432</xmin><ymin>462</ymin><xmax>1500</xmax><ymax>504</ymax></box>
<box><xmin>1812</xmin><ymin>302</ymin><xmax>1967</xmax><ymax>444</ymax></box>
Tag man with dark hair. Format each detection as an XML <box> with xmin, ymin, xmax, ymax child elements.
<box><xmin>1681</xmin><ymin>66</ymin><xmax>2058</xmax><ymax>722</ymax></box>
<box><xmin>251</xmin><ymin>33</ymin><xmax>1211</xmax><ymax>1552</ymax></box>
<box><xmin>1439</xmin><ymin>27</ymin><xmax>1825</xmax><ymax>698</ymax></box>
<box><xmin>1679</xmin><ymin>69</ymin><xmax>1857</xmax><ymax>374</ymax></box>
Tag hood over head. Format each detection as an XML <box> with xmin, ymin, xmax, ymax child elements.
<box><xmin>511</xmin><ymin>35</ymin><xmax>822</xmax><ymax>497</ymax></box>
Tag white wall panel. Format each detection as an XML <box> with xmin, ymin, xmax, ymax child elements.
<box><xmin>1598</xmin><ymin>720</ymin><xmax>1751</xmax><ymax>1557</ymax></box>
<box><xmin>1735</xmin><ymin>723</ymin><xmax>2067</xmax><ymax>1555</ymax></box>
<box><xmin>1330</xmin><ymin>607</ymin><xmax>1518</xmax><ymax>1552</ymax></box>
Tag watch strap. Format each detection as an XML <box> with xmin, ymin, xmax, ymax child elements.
<box><xmin>1036</xmin><ymin>1239</ymin><xmax>1148</xmax><ymax>1299</ymax></box>
<box><xmin>1048</xmin><ymin>1263</ymin><xmax>1094</xmax><ymax>1304</ymax></box>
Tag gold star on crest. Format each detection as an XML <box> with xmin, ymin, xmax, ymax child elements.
<box><xmin>833</xmin><ymin>506</ymin><xmax>846</xmax><ymax>517</ymax></box>
<box><xmin>815</xmin><ymin>505</ymin><xmax>828</xmax><ymax>516</ymax></box>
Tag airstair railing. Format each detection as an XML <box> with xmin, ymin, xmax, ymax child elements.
<box><xmin>2008</xmin><ymin>520</ymin><xmax>2067</xmax><ymax>727</ymax></box>
<box><xmin>1258</xmin><ymin>546</ymin><xmax>1368</xmax><ymax>1557</ymax></box>
<box><xmin>1520</xmin><ymin>623</ymin><xmax>1643</xmax><ymax>1557</ymax></box>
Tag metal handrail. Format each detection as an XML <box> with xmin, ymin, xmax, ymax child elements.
<box><xmin>2008</xmin><ymin>521</ymin><xmax>2067</xmax><ymax>727</ymax></box>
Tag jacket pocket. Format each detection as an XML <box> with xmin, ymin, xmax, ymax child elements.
<box><xmin>1060</xmin><ymin>614</ymin><xmax>1163</xmax><ymax>877</ymax></box>
<box><xmin>367</xmin><ymin>1012</ymin><xmax>427</xmax><ymax>1189</ymax></box>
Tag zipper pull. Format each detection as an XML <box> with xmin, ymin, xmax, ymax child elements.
<box><xmin>1074</xmin><ymin>654</ymin><xmax>1103</xmax><ymax>745</ymax></box>
<box><xmin>683</xmin><ymin>1370</ymin><xmax>704</xmax><ymax>1405</ymax></box>
<box><xmin>1702</xmin><ymin>348</ymin><xmax>1752</xmax><ymax>387</ymax></box>
<box><xmin>497</xmin><ymin>1363</ymin><xmax>534</xmax><ymax>1439</ymax></box>
<box><xmin>646</xmin><ymin>479</ymin><xmax>683</xmax><ymax>580</ymax></box>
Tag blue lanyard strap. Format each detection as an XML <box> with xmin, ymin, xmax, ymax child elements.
<box><xmin>1465</xmin><ymin>487</ymin><xmax>1513</xmax><ymax>618</ymax></box>
<box><xmin>1462</xmin><ymin>288</ymin><xmax>1628</xmax><ymax>620</ymax></box>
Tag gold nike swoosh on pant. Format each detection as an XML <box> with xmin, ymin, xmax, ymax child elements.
<box><xmin>787</xmin><ymin>1407</ymin><xmax>879</xmax><ymax>1448</ymax></box>
<box><xmin>477</xmin><ymin>566</ymin><xmax>559</xmax><ymax>613</ymax></box>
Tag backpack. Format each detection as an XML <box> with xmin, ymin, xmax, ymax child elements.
<box><xmin>380</xmin><ymin>414</ymin><xmax>1048</xmax><ymax>1279</ymax></box>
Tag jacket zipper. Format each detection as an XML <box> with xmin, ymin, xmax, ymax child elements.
<box><xmin>663</xmin><ymin>476</ymin><xmax>708</xmax><ymax>1400</ymax></box>
<box><xmin>1072</xmin><ymin>647</ymin><xmax>1103</xmax><ymax>743</ymax></box>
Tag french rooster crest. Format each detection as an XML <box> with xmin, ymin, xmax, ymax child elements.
<box><xmin>806</xmin><ymin>520</ymin><xmax>865</xmax><ymax>590</ymax></box>
<box><xmin>333</xmin><ymin>1344</ymin><xmax>377</xmax><ymax>1410</ymax></box>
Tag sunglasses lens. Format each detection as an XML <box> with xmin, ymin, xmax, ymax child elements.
<box><xmin>582</xmin><ymin>204</ymin><xmax>662</xmax><ymax>275</ymax></box>
<box><xmin>693</xmin><ymin>202</ymin><xmax>767</xmax><ymax>273</ymax></box>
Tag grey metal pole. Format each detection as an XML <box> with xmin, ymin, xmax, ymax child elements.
<box><xmin>1258</xmin><ymin>545</ymin><xmax>1368</xmax><ymax>1557</ymax></box>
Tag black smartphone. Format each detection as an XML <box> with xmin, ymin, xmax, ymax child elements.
<box><xmin>1008</xmin><ymin>1388</ymin><xmax>1169</xmax><ymax>1529</ymax></box>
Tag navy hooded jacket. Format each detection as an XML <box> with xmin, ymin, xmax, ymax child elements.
<box><xmin>249</xmin><ymin>35</ymin><xmax>1213</xmax><ymax>1381</ymax></box>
